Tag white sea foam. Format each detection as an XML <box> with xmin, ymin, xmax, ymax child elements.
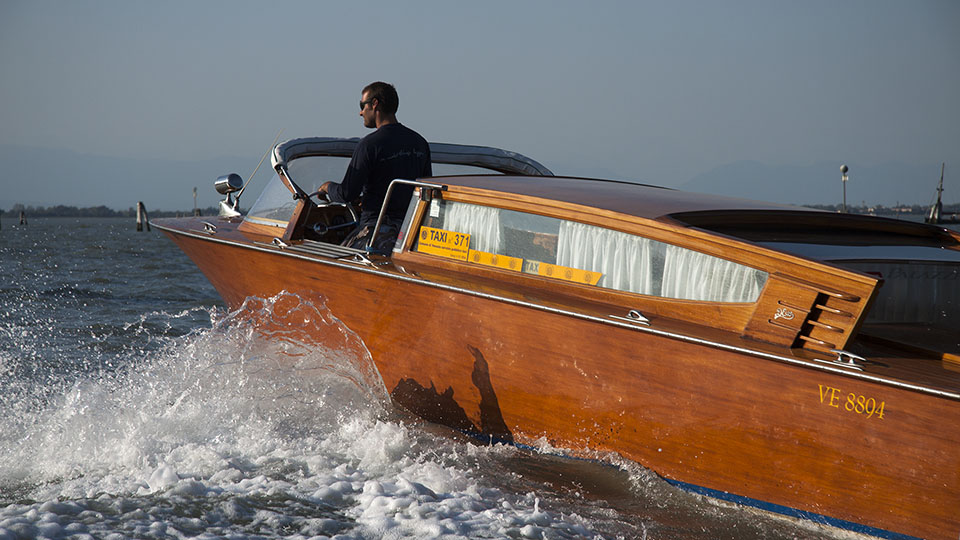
<box><xmin>0</xmin><ymin>293</ymin><xmax>614</xmax><ymax>539</ymax></box>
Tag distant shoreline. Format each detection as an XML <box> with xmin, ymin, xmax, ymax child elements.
<box><xmin>4</xmin><ymin>203</ymin><xmax>957</xmax><ymax>220</ymax></box>
<box><xmin>806</xmin><ymin>203</ymin><xmax>960</xmax><ymax>218</ymax></box>
<box><xmin>1</xmin><ymin>205</ymin><xmax>219</xmax><ymax>219</ymax></box>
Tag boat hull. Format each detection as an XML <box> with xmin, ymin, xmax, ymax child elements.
<box><xmin>163</xmin><ymin>224</ymin><xmax>960</xmax><ymax>540</ymax></box>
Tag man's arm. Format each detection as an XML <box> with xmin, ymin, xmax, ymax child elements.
<box><xmin>318</xmin><ymin>145</ymin><xmax>368</xmax><ymax>202</ymax></box>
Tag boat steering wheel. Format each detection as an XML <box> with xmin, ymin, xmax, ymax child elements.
<box><xmin>305</xmin><ymin>189</ymin><xmax>359</xmax><ymax>234</ymax></box>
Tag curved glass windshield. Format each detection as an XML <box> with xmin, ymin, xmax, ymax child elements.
<box><xmin>244</xmin><ymin>173</ymin><xmax>298</xmax><ymax>229</ymax></box>
<box><xmin>244</xmin><ymin>155</ymin><xmax>508</xmax><ymax>231</ymax></box>
<box><xmin>286</xmin><ymin>156</ymin><xmax>352</xmax><ymax>194</ymax></box>
<box><xmin>284</xmin><ymin>156</ymin><xmax>502</xmax><ymax>193</ymax></box>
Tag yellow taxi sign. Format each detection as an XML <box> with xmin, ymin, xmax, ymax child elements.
<box><xmin>468</xmin><ymin>250</ymin><xmax>523</xmax><ymax>272</ymax></box>
<box><xmin>417</xmin><ymin>226</ymin><xmax>470</xmax><ymax>261</ymax></box>
<box><xmin>524</xmin><ymin>260</ymin><xmax>603</xmax><ymax>286</ymax></box>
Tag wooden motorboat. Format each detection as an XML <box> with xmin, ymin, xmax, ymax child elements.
<box><xmin>154</xmin><ymin>137</ymin><xmax>960</xmax><ymax>540</ymax></box>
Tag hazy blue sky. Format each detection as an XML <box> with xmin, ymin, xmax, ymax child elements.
<box><xmin>1</xmin><ymin>0</ymin><xmax>958</xmax><ymax>210</ymax></box>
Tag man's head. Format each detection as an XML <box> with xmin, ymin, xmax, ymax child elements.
<box><xmin>359</xmin><ymin>81</ymin><xmax>399</xmax><ymax>129</ymax></box>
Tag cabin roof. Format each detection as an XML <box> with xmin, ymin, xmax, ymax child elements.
<box><xmin>436</xmin><ymin>175</ymin><xmax>959</xmax><ymax>244</ymax></box>
<box><xmin>435</xmin><ymin>174</ymin><xmax>807</xmax><ymax>220</ymax></box>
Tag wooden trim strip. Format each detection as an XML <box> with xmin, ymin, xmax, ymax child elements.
<box><xmin>773</xmin><ymin>273</ymin><xmax>861</xmax><ymax>302</ymax></box>
<box><xmin>767</xmin><ymin>319</ymin><xmax>800</xmax><ymax>332</ymax></box>
<box><xmin>798</xmin><ymin>334</ymin><xmax>837</xmax><ymax>349</ymax></box>
<box><xmin>814</xmin><ymin>304</ymin><xmax>853</xmax><ymax>317</ymax></box>
<box><xmin>807</xmin><ymin>320</ymin><xmax>845</xmax><ymax>333</ymax></box>
<box><xmin>777</xmin><ymin>300</ymin><xmax>812</xmax><ymax>313</ymax></box>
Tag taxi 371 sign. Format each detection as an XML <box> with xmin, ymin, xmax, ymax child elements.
<box><xmin>418</xmin><ymin>226</ymin><xmax>470</xmax><ymax>261</ymax></box>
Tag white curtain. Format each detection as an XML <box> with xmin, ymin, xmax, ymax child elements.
<box><xmin>661</xmin><ymin>245</ymin><xmax>764</xmax><ymax>302</ymax></box>
<box><xmin>443</xmin><ymin>202</ymin><xmax>500</xmax><ymax>254</ymax></box>
<box><xmin>557</xmin><ymin>221</ymin><xmax>655</xmax><ymax>294</ymax></box>
<box><xmin>559</xmin><ymin>220</ymin><xmax>764</xmax><ymax>302</ymax></box>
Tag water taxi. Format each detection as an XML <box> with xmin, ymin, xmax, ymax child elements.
<box><xmin>154</xmin><ymin>137</ymin><xmax>960</xmax><ymax>539</ymax></box>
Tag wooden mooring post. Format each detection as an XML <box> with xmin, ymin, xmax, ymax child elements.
<box><xmin>193</xmin><ymin>187</ymin><xmax>202</xmax><ymax>216</ymax></box>
<box><xmin>136</xmin><ymin>201</ymin><xmax>150</xmax><ymax>232</ymax></box>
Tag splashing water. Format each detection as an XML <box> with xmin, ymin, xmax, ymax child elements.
<box><xmin>0</xmin><ymin>293</ymin><xmax>626</xmax><ymax>539</ymax></box>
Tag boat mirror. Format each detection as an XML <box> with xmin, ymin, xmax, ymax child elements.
<box><xmin>215</xmin><ymin>173</ymin><xmax>244</xmax><ymax>195</ymax></box>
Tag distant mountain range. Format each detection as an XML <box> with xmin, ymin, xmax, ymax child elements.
<box><xmin>0</xmin><ymin>145</ymin><xmax>951</xmax><ymax>211</ymax></box>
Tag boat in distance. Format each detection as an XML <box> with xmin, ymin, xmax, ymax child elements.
<box><xmin>153</xmin><ymin>137</ymin><xmax>960</xmax><ymax>540</ymax></box>
<box><xmin>926</xmin><ymin>163</ymin><xmax>960</xmax><ymax>225</ymax></box>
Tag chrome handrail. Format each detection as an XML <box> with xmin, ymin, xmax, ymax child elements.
<box><xmin>368</xmin><ymin>179</ymin><xmax>448</xmax><ymax>253</ymax></box>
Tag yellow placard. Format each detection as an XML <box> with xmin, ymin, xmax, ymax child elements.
<box><xmin>417</xmin><ymin>226</ymin><xmax>470</xmax><ymax>261</ymax></box>
<box><xmin>525</xmin><ymin>260</ymin><xmax>602</xmax><ymax>286</ymax></box>
<box><xmin>468</xmin><ymin>250</ymin><xmax>523</xmax><ymax>272</ymax></box>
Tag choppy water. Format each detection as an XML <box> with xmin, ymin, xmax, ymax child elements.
<box><xmin>0</xmin><ymin>217</ymin><xmax>864</xmax><ymax>539</ymax></box>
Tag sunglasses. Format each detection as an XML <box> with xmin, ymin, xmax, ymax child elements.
<box><xmin>359</xmin><ymin>98</ymin><xmax>376</xmax><ymax>110</ymax></box>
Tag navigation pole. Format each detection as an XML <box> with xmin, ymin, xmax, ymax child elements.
<box><xmin>840</xmin><ymin>164</ymin><xmax>849</xmax><ymax>213</ymax></box>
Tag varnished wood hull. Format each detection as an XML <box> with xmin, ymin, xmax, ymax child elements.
<box><xmin>161</xmin><ymin>222</ymin><xmax>959</xmax><ymax>539</ymax></box>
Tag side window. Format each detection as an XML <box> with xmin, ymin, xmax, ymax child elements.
<box><xmin>414</xmin><ymin>199</ymin><xmax>768</xmax><ymax>303</ymax></box>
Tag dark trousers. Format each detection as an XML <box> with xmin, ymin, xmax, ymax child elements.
<box><xmin>342</xmin><ymin>217</ymin><xmax>402</xmax><ymax>254</ymax></box>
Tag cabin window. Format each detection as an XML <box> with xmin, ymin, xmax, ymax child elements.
<box><xmin>415</xmin><ymin>200</ymin><xmax>768</xmax><ymax>303</ymax></box>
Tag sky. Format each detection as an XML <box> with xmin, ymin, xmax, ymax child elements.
<box><xmin>1</xmin><ymin>0</ymin><xmax>958</xmax><ymax>211</ymax></box>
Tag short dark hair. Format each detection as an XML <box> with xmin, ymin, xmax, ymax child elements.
<box><xmin>362</xmin><ymin>81</ymin><xmax>399</xmax><ymax>115</ymax></box>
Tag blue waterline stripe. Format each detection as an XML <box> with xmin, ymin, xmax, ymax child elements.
<box><xmin>460</xmin><ymin>430</ymin><xmax>920</xmax><ymax>540</ymax></box>
<box><xmin>662</xmin><ymin>478</ymin><xmax>921</xmax><ymax>540</ymax></box>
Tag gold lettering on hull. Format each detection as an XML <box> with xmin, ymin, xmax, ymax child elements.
<box><xmin>818</xmin><ymin>384</ymin><xmax>886</xmax><ymax>419</ymax></box>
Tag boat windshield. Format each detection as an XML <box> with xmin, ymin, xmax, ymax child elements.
<box><xmin>244</xmin><ymin>154</ymin><xmax>505</xmax><ymax>231</ymax></box>
<box><xmin>244</xmin><ymin>173</ymin><xmax>299</xmax><ymax>230</ymax></box>
<box><xmin>283</xmin><ymin>155</ymin><xmax>502</xmax><ymax>195</ymax></box>
<box><xmin>286</xmin><ymin>156</ymin><xmax>352</xmax><ymax>195</ymax></box>
<box><xmin>287</xmin><ymin>156</ymin><xmax>501</xmax><ymax>193</ymax></box>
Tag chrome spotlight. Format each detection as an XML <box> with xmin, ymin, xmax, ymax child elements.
<box><xmin>216</xmin><ymin>173</ymin><xmax>243</xmax><ymax>217</ymax></box>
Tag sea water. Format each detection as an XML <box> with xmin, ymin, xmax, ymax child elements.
<box><xmin>0</xmin><ymin>218</ymin><xmax>867</xmax><ymax>539</ymax></box>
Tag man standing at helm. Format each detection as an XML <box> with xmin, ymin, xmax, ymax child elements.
<box><xmin>319</xmin><ymin>81</ymin><xmax>432</xmax><ymax>252</ymax></box>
